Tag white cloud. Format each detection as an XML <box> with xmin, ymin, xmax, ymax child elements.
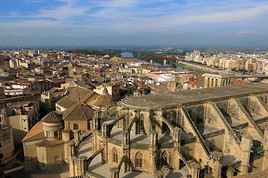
<box><xmin>37</xmin><ymin>5</ymin><xmax>86</xmax><ymax>20</ymax></box>
<box><xmin>1</xmin><ymin>0</ymin><xmax>268</xmax><ymax>38</ymax></box>
<box><xmin>36</xmin><ymin>0</ymin><xmax>87</xmax><ymax>20</ymax></box>
<box><xmin>90</xmin><ymin>0</ymin><xmax>139</xmax><ymax>8</ymax></box>
<box><xmin>84</xmin><ymin>2</ymin><xmax>268</xmax><ymax>34</ymax></box>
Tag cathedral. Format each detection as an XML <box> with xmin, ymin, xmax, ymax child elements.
<box><xmin>23</xmin><ymin>84</ymin><xmax>268</xmax><ymax>178</ymax></box>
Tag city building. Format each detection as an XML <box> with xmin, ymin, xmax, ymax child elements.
<box><xmin>0</xmin><ymin>108</ymin><xmax>15</xmax><ymax>165</ymax></box>
<box><xmin>68</xmin><ymin>83</ymin><xmax>268</xmax><ymax>178</ymax></box>
<box><xmin>41</xmin><ymin>87</ymin><xmax>68</xmax><ymax>114</ymax></box>
<box><xmin>2</xmin><ymin>48</ymin><xmax>268</xmax><ymax>178</ymax></box>
<box><xmin>7</xmin><ymin>101</ymin><xmax>40</xmax><ymax>144</ymax></box>
<box><xmin>203</xmin><ymin>73</ymin><xmax>235</xmax><ymax>88</ymax></box>
<box><xmin>22</xmin><ymin>111</ymin><xmax>65</xmax><ymax>170</ymax></box>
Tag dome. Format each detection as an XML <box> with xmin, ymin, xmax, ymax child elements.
<box><xmin>42</xmin><ymin>111</ymin><xmax>62</xmax><ymax>124</ymax></box>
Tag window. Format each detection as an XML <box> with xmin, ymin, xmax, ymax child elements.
<box><xmin>56</xmin><ymin>106</ymin><xmax>61</xmax><ymax>111</ymax></box>
<box><xmin>211</xmin><ymin>78</ymin><xmax>214</xmax><ymax>87</ymax></box>
<box><xmin>45</xmin><ymin>131</ymin><xmax>50</xmax><ymax>137</ymax></box>
<box><xmin>87</xmin><ymin>121</ymin><xmax>91</xmax><ymax>130</ymax></box>
<box><xmin>54</xmin><ymin>131</ymin><xmax>58</xmax><ymax>138</ymax></box>
<box><xmin>73</xmin><ymin>123</ymin><xmax>79</xmax><ymax>130</ymax></box>
<box><xmin>162</xmin><ymin>151</ymin><xmax>168</xmax><ymax>166</ymax></box>
<box><xmin>135</xmin><ymin>152</ymin><xmax>143</xmax><ymax>168</ymax></box>
<box><xmin>112</xmin><ymin>147</ymin><xmax>118</xmax><ymax>163</ymax></box>
<box><xmin>0</xmin><ymin>153</ymin><xmax>3</xmax><ymax>160</ymax></box>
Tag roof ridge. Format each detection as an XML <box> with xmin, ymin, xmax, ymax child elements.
<box><xmin>80</xmin><ymin>103</ymin><xmax>89</xmax><ymax>121</ymax></box>
<box><xmin>52</xmin><ymin>111</ymin><xmax>60</xmax><ymax>121</ymax></box>
<box><xmin>22</xmin><ymin>121</ymin><xmax>44</xmax><ymax>142</ymax></box>
<box><xmin>42</xmin><ymin>111</ymin><xmax>52</xmax><ymax>121</ymax></box>
<box><xmin>63</xmin><ymin>102</ymin><xmax>79</xmax><ymax>119</ymax></box>
<box><xmin>52</xmin><ymin>111</ymin><xmax>56</xmax><ymax>118</ymax></box>
<box><xmin>82</xmin><ymin>91</ymin><xmax>94</xmax><ymax>102</ymax></box>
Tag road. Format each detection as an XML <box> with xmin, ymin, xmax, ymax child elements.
<box><xmin>177</xmin><ymin>60</ymin><xmax>233</xmax><ymax>74</ymax></box>
<box><xmin>177</xmin><ymin>61</ymin><xmax>268</xmax><ymax>78</ymax></box>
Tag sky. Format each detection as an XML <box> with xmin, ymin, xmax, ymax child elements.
<box><xmin>0</xmin><ymin>0</ymin><xmax>268</xmax><ymax>47</ymax></box>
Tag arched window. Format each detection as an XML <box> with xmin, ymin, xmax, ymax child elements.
<box><xmin>162</xmin><ymin>151</ymin><xmax>168</xmax><ymax>166</ymax></box>
<box><xmin>136</xmin><ymin>116</ymin><xmax>145</xmax><ymax>134</ymax></box>
<box><xmin>135</xmin><ymin>152</ymin><xmax>143</xmax><ymax>168</ymax></box>
<box><xmin>54</xmin><ymin>131</ymin><xmax>58</xmax><ymax>138</ymax></box>
<box><xmin>215</xmin><ymin>79</ymin><xmax>218</xmax><ymax>87</ymax></box>
<box><xmin>211</xmin><ymin>78</ymin><xmax>214</xmax><ymax>87</ymax></box>
<box><xmin>225</xmin><ymin>79</ymin><xmax>228</xmax><ymax>86</ymax></box>
<box><xmin>112</xmin><ymin>147</ymin><xmax>118</xmax><ymax>163</ymax></box>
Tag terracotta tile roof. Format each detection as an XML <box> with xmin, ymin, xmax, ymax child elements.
<box><xmin>85</xmin><ymin>92</ymin><xmax>99</xmax><ymax>105</ymax></box>
<box><xmin>56</xmin><ymin>96</ymin><xmax>78</xmax><ymax>109</ymax></box>
<box><xmin>93</xmin><ymin>95</ymin><xmax>115</xmax><ymax>108</ymax></box>
<box><xmin>85</xmin><ymin>92</ymin><xmax>115</xmax><ymax>108</ymax></box>
<box><xmin>63</xmin><ymin>103</ymin><xmax>95</xmax><ymax>121</ymax></box>
<box><xmin>68</xmin><ymin>86</ymin><xmax>94</xmax><ymax>102</ymax></box>
<box><xmin>22</xmin><ymin>121</ymin><xmax>45</xmax><ymax>142</ymax></box>
<box><xmin>42</xmin><ymin>111</ymin><xmax>62</xmax><ymax>123</ymax></box>
<box><xmin>56</xmin><ymin>86</ymin><xmax>94</xmax><ymax>109</ymax></box>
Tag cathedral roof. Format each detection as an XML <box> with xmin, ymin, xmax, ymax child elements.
<box><xmin>93</xmin><ymin>94</ymin><xmax>115</xmax><ymax>108</ymax></box>
<box><xmin>85</xmin><ymin>92</ymin><xmax>115</xmax><ymax>108</ymax></box>
<box><xmin>63</xmin><ymin>103</ymin><xmax>95</xmax><ymax>121</ymax></box>
<box><xmin>22</xmin><ymin>121</ymin><xmax>45</xmax><ymax>142</ymax></box>
<box><xmin>68</xmin><ymin>86</ymin><xmax>94</xmax><ymax>102</ymax></box>
<box><xmin>42</xmin><ymin>111</ymin><xmax>62</xmax><ymax>123</ymax></box>
<box><xmin>56</xmin><ymin>86</ymin><xmax>93</xmax><ymax>110</ymax></box>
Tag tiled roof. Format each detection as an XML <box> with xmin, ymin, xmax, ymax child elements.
<box><xmin>56</xmin><ymin>86</ymin><xmax>93</xmax><ymax>109</ymax></box>
<box><xmin>93</xmin><ymin>95</ymin><xmax>115</xmax><ymax>108</ymax></box>
<box><xmin>85</xmin><ymin>92</ymin><xmax>115</xmax><ymax>108</ymax></box>
<box><xmin>22</xmin><ymin>121</ymin><xmax>45</xmax><ymax>142</ymax></box>
<box><xmin>63</xmin><ymin>103</ymin><xmax>95</xmax><ymax>121</ymax></box>
<box><xmin>85</xmin><ymin>92</ymin><xmax>99</xmax><ymax>105</ymax></box>
<box><xmin>42</xmin><ymin>111</ymin><xmax>62</xmax><ymax>123</ymax></box>
<box><xmin>68</xmin><ymin>86</ymin><xmax>94</xmax><ymax>102</ymax></box>
<box><xmin>56</xmin><ymin>96</ymin><xmax>78</xmax><ymax>109</ymax></box>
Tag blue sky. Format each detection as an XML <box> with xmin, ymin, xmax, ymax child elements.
<box><xmin>0</xmin><ymin>0</ymin><xmax>268</xmax><ymax>47</ymax></box>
